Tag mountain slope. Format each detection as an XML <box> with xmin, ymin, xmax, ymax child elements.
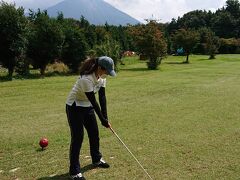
<box><xmin>47</xmin><ymin>0</ymin><xmax>140</xmax><ymax>25</ymax></box>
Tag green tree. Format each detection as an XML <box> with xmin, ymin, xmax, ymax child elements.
<box><xmin>79</xmin><ymin>16</ymin><xmax>97</xmax><ymax>49</ymax></box>
<box><xmin>178</xmin><ymin>10</ymin><xmax>212</xmax><ymax>29</ymax></box>
<box><xmin>94</xmin><ymin>35</ymin><xmax>121</xmax><ymax>70</ymax></box>
<box><xmin>129</xmin><ymin>20</ymin><xmax>167</xmax><ymax>70</ymax></box>
<box><xmin>211</xmin><ymin>11</ymin><xmax>237</xmax><ymax>38</ymax></box>
<box><xmin>196</xmin><ymin>28</ymin><xmax>220</xmax><ymax>58</ymax></box>
<box><xmin>84</xmin><ymin>25</ymin><xmax>97</xmax><ymax>49</ymax></box>
<box><xmin>0</xmin><ymin>1</ymin><xmax>28</xmax><ymax>79</ymax></box>
<box><xmin>166</xmin><ymin>1</ymin><xmax>240</xmax><ymax>39</ymax></box>
<box><xmin>167</xmin><ymin>10</ymin><xmax>213</xmax><ymax>35</ymax></box>
<box><xmin>202</xmin><ymin>29</ymin><xmax>220</xmax><ymax>59</ymax></box>
<box><xmin>61</xmin><ymin>19</ymin><xmax>87</xmax><ymax>73</ymax></box>
<box><xmin>167</xmin><ymin>18</ymin><xmax>179</xmax><ymax>35</ymax></box>
<box><xmin>118</xmin><ymin>26</ymin><xmax>130</xmax><ymax>51</ymax></box>
<box><xmin>27</xmin><ymin>10</ymin><xmax>64</xmax><ymax>76</ymax></box>
<box><xmin>225</xmin><ymin>0</ymin><xmax>240</xmax><ymax>37</ymax></box>
<box><xmin>95</xmin><ymin>26</ymin><xmax>108</xmax><ymax>44</ymax></box>
<box><xmin>110</xmin><ymin>25</ymin><xmax>135</xmax><ymax>52</ymax></box>
<box><xmin>172</xmin><ymin>28</ymin><xmax>200</xmax><ymax>63</ymax></box>
<box><xmin>225</xmin><ymin>0</ymin><xmax>240</xmax><ymax>18</ymax></box>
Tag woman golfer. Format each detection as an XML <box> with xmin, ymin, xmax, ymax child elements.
<box><xmin>66</xmin><ymin>56</ymin><xmax>116</xmax><ymax>180</ymax></box>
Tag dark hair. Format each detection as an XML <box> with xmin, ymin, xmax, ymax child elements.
<box><xmin>79</xmin><ymin>57</ymin><xmax>106</xmax><ymax>75</ymax></box>
<box><xmin>79</xmin><ymin>58</ymin><xmax>98</xmax><ymax>75</ymax></box>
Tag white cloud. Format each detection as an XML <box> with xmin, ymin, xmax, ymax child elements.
<box><xmin>3</xmin><ymin>0</ymin><xmax>227</xmax><ymax>22</ymax></box>
<box><xmin>104</xmin><ymin>0</ymin><xmax>227</xmax><ymax>22</ymax></box>
<box><xmin>105</xmin><ymin>0</ymin><xmax>190</xmax><ymax>22</ymax></box>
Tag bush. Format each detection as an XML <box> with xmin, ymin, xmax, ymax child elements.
<box><xmin>147</xmin><ymin>58</ymin><xmax>162</xmax><ymax>69</ymax></box>
<box><xmin>15</xmin><ymin>56</ymin><xmax>30</xmax><ymax>76</ymax></box>
<box><xmin>0</xmin><ymin>65</ymin><xmax>8</xmax><ymax>75</ymax></box>
<box><xmin>219</xmin><ymin>38</ymin><xmax>240</xmax><ymax>54</ymax></box>
<box><xmin>236</xmin><ymin>47</ymin><xmax>240</xmax><ymax>54</ymax></box>
<box><xmin>45</xmin><ymin>61</ymin><xmax>69</xmax><ymax>74</ymax></box>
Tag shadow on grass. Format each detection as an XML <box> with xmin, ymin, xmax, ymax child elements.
<box><xmin>165</xmin><ymin>61</ymin><xmax>188</xmax><ymax>64</ymax></box>
<box><xmin>36</xmin><ymin>148</ymin><xmax>49</xmax><ymax>152</ymax></box>
<box><xmin>197</xmin><ymin>58</ymin><xmax>212</xmax><ymax>61</ymax></box>
<box><xmin>0</xmin><ymin>72</ymin><xmax>76</xmax><ymax>82</ymax></box>
<box><xmin>0</xmin><ymin>74</ymin><xmax>44</xmax><ymax>82</ymax></box>
<box><xmin>121</xmin><ymin>67</ymin><xmax>148</xmax><ymax>72</ymax></box>
<box><xmin>0</xmin><ymin>76</ymin><xmax>12</xmax><ymax>82</ymax></box>
<box><xmin>37</xmin><ymin>173</ymin><xmax>70</xmax><ymax>180</ymax></box>
<box><xmin>37</xmin><ymin>164</ymin><xmax>96</xmax><ymax>180</ymax></box>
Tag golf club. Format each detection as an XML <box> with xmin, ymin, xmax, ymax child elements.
<box><xmin>109</xmin><ymin>126</ymin><xmax>153</xmax><ymax>180</ymax></box>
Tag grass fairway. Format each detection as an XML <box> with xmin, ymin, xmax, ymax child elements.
<box><xmin>0</xmin><ymin>54</ymin><xmax>240</xmax><ymax>179</ymax></box>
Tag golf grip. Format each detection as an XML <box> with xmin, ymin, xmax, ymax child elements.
<box><xmin>109</xmin><ymin>127</ymin><xmax>153</xmax><ymax>180</ymax></box>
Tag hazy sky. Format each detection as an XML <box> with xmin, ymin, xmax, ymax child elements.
<box><xmin>4</xmin><ymin>0</ymin><xmax>227</xmax><ymax>22</ymax></box>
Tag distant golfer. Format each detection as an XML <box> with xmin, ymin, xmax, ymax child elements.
<box><xmin>66</xmin><ymin>56</ymin><xmax>116</xmax><ymax>180</ymax></box>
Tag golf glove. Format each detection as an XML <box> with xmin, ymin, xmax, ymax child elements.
<box><xmin>101</xmin><ymin>119</ymin><xmax>110</xmax><ymax>128</ymax></box>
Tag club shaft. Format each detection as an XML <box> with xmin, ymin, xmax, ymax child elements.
<box><xmin>110</xmin><ymin>127</ymin><xmax>153</xmax><ymax>180</ymax></box>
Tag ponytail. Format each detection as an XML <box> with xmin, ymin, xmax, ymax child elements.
<box><xmin>79</xmin><ymin>57</ymin><xmax>98</xmax><ymax>75</ymax></box>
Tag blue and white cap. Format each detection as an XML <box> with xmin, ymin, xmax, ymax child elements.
<box><xmin>98</xmin><ymin>56</ymin><xmax>116</xmax><ymax>77</ymax></box>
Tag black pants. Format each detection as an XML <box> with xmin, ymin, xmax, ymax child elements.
<box><xmin>66</xmin><ymin>103</ymin><xmax>102</xmax><ymax>175</ymax></box>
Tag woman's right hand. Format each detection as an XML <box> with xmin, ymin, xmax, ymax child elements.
<box><xmin>101</xmin><ymin>119</ymin><xmax>111</xmax><ymax>128</ymax></box>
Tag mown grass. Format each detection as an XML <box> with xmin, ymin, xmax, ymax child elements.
<box><xmin>0</xmin><ymin>54</ymin><xmax>240</xmax><ymax>180</ymax></box>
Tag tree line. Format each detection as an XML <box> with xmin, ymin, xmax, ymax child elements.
<box><xmin>0</xmin><ymin>0</ymin><xmax>239</xmax><ymax>79</ymax></box>
<box><xmin>167</xmin><ymin>0</ymin><xmax>240</xmax><ymax>55</ymax></box>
